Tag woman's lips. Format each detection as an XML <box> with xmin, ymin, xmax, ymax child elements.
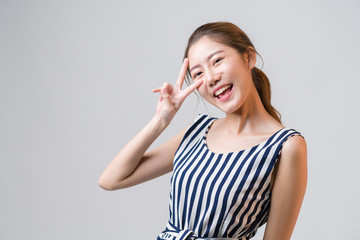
<box><xmin>214</xmin><ymin>84</ymin><xmax>233</xmax><ymax>101</ymax></box>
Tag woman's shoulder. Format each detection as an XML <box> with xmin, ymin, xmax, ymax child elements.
<box><xmin>180</xmin><ymin>114</ymin><xmax>217</xmax><ymax>140</ymax></box>
<box><xmin>278</xmin><ymin>125</ymin><xmax>306</xmax><ymax>146</ymax></box>
<box><xmin>281</xmin><ymin>131</ymin><xmax>307</xmax><ymax>153</ymax></box>
<box><xmin>277</xmin><ymin>127</ymin><xmax>307</xmax><ymax>164</ymax></box>
<box><xmin>192</xmin><ymin>113</ymin><xmax>218</xmax><ymax>123</ymax></box>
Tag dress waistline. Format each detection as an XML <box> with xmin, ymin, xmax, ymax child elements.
<box><xmin>158</xmin><ymin>229</ymin><xmax>238</xmax><ymax>240</ymax></box>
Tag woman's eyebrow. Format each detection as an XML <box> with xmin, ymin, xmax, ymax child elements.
<box><xmin>190</xmin><ymin>50</ymin><xmax>225</xmax><ymax>73</ymax></box>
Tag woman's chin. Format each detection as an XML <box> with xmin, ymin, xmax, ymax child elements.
<box><xmin>215</xmin><ymin>103</ymin><xmax>242</xmax><ymax>114</ymax></box>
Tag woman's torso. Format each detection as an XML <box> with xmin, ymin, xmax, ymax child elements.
<box><xmin>157</xmin><ymin>114</ymin><xmax>303</xmax><ymax>240</ymax></box>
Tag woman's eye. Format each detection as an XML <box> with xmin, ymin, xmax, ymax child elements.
<box><xmin>193</xmin><ymin>72</ymin><xmax>202</xmax><ymax>79</ymax></box>
<box><xmin>214</xmin><ymin>58</ymin><xmax>223</xmax><ymax>65</ymax></box>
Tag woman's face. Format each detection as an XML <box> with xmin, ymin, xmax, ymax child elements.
<box><xmin>188</xmin><ymin>36</ymin><xmax>256</xmax><ymax>114</ymax></box>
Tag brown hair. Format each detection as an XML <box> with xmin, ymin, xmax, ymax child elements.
<box><xmin>183</xmin><ymin>22</ymin><xmax>281</xmax><ymax>123</ymax></box>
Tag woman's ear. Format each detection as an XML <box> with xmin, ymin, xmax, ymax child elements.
<box><xmin>245</xmin><ymin>47</ymin><xmax>256</xmax><ymax>69</ymax></box>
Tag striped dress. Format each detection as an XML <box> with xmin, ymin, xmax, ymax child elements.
<box><xmin>157</xmin><ymin>115</ymin><xmax>304</xmax><ymax>240</ymax></box>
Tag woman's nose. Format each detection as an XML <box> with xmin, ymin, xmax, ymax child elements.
<box><xmin>205</xmin><ymin>69</ymin><xmax>221</xmax><ymax>87</ymax></box>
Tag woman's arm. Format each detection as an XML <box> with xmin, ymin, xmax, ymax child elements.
<box><xmin>263</xmin><ymin>135</ymin><xmax>308</xmax><ymax>240</ymax></box>
<box><xmin>98</xmin><ymin>117</ymin><xmax>187</xmax><ymax>190</ymax></box>
<box><xmin>98</xmin><ymin>59</ymin><xmax>203</xmax><ymax>191</ymax></box>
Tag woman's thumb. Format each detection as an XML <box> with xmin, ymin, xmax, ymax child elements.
<box><xmin>160</xmin><ymin>82</ymin><xmax>169</xmax><ymax>95</ymax></box>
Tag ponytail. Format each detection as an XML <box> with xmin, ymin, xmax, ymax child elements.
<box><xmin>251</xmin><ymin>67</ymin><xmax>281</xmax><ymax>123</ymax></box>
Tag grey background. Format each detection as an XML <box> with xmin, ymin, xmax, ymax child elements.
<box><xmin>1</xmin><ymin>0</ymin><xmax>359</xmax><ymax>239</ymax></box>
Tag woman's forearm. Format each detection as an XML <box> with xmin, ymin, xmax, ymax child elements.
<box><xmin>98</xmin><ymin>115</ymin><xmax>168</xmax><ymax>190</ymax></box>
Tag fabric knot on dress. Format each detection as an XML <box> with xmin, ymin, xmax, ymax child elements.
<box><xmin>157</xmin><ymin>226</ymin><xmax>238</xmax><ymax>240</ymax></box>
<box><xmin>158</xmin><ymin>228</ymin><xmax>195</xmax><ymax>240</ymax></box>
<box><xmin>176</xmin><ymin>229</ymin><xmax>195</xmax><ymax>240</ymax></box>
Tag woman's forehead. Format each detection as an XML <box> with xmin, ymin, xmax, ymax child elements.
<box><xmin>188</xmin><ymin>37</ymin><xmax>237</xmax><ymax>68</ymax></box>
<box><xmin>188</xmin><ymin>37</ymin><xmax>228</xmax><ymax>61</ymax></box>
<box><xmin>189</xmin><ymin>37</ymin><xmax>225</xmax><ymax>55</ymax></box>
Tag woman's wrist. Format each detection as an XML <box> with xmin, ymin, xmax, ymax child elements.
<box><xmin>151</xmin><ymin>114</ymin><xmax>170</xmax><ymax>133</ymax></box>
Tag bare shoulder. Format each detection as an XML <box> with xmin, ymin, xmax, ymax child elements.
<box><xmin>282</xmin><ymin>134</ymin><xmax>307</xmax><ymax>156</ymax></box>
<box><xmin>278</xmin><ymin>134</ymin><xmax>307</xmax><ymax>169</ymax></box>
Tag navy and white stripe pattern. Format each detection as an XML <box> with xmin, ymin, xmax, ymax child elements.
<box><xmin>157</xmin><ymin>115</ymin><xmax>304</xmax><ymax>240</ymax></box>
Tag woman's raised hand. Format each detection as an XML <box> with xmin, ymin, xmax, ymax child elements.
<box><xmin>152</xmin><ymin>58</ymin><xmax>203</xmax><ymax>126</ymax></box>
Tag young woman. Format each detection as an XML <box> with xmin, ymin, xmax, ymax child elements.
<box><xmin>98</xmin><ymin>22</ymin><xmax>307</xmax><ymax>240</ymax></box>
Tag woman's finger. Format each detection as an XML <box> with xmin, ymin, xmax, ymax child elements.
<box><xmin>161</xmin><ymin>82</ymin><xmax>170</xmax><ymax>94</ymax></box>
<box><xmin>175</xmin><ymin>58</ymin><xmax>189</xmax><ymax>90</ymax></box>
<box><xmin>182</xmin><ymin>79</ymin><xmax>203</xmax><ymax>98</ymax></box>
<box><xmin>152</xmin><ymin>87</ymin><xmax>161</xmax><ymax>93</ymax></box>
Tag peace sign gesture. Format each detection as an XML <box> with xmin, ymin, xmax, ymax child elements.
<box><xmin>152</xmin><ymin>58</ymin><xmax>203</xmax><ymax>125</ymax></box>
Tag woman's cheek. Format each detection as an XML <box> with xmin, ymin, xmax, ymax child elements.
<box><xmin>197</xmin><ymin>85</ymin><xmax>208</xmax><ymax>99</ymax></box>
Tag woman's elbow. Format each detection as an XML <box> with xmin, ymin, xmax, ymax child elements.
<box><xmin>98</xmin><ymin>176</ymin><xmax>121</xmax><ymax>191</ymax></box>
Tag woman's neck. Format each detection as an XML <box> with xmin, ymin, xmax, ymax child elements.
<box><xmin>223</xmin><ymin>88</ymin><xmax>278</xmax><ymax>135</ymax></box>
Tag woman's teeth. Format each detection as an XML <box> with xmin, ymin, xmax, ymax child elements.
<box><xmin>215</xmin><ymin>85</ymin><xmax>231</xmax><ymax>97</ymax></box>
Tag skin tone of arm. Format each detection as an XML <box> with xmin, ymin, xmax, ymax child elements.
<box><xmin>98</xmin><ymin>59</ymin><xmax>203</xmax><ymax>190</ymax></box>
<box><xmin>263</xmin><ymin>135</ymin><xmax>308</xmax><ymax>240</ymax></box>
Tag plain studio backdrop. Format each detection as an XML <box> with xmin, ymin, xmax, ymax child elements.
<box><xmin>1</xmin><ymin>0</ymin><xmax>359</xmax><ymax>239</ymax></box>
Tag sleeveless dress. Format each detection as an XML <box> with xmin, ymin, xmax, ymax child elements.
<box><xmin>157</xmin><ymin>115</ymin><xmax>304</xmax><ymax>240</ymax></box>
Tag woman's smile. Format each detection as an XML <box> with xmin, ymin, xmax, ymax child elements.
<box><xmin>213</xmin><ymin>83</ymin><xmax>233</xmax><ymax>101</ymax></box>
